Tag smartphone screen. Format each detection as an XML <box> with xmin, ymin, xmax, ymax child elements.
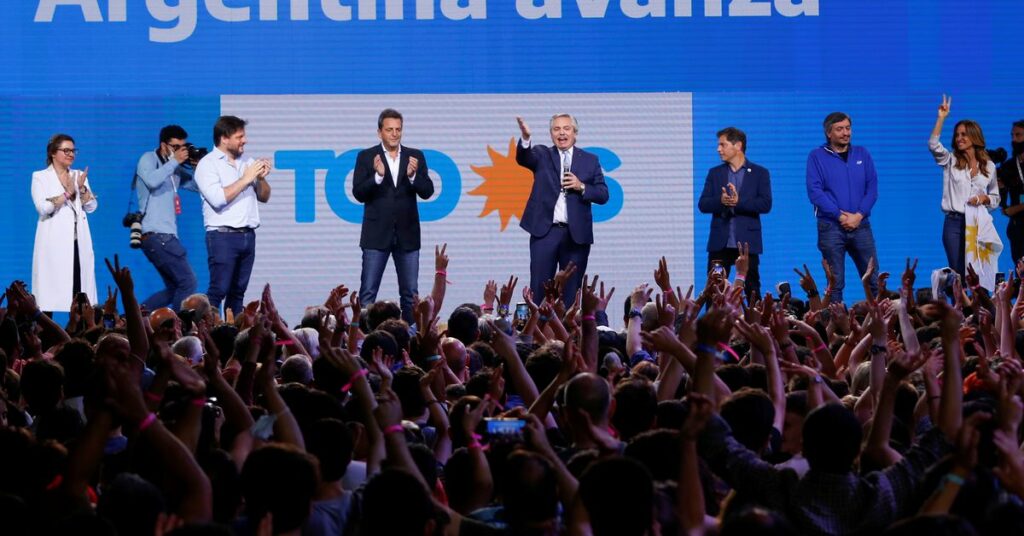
<box><xmin>485</xmin><ymin>418</ymin><xmax>526</xmax><ymax>438</ymax></box>
<box><xmin>514</xmin><ymin>302</ymin><xmax>528</xmax><ymax>326</ymax></box>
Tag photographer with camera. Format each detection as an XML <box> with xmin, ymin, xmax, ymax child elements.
<box><xmin>999</xmin><ymin>120</ymin><xmax>1024</xmax><ymax>263</ymax></box>
<box><xmin>132</xmin><ymin>125</ymin><xmax>202</xmax><ymax>312</ymax></box>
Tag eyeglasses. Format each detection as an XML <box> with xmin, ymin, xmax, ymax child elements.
<box><xmin>57</xmin><ymin>148</ymin><xmax>78</xmax><ymax>156</ymax></box>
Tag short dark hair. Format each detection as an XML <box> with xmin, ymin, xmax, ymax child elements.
<box><xmin>366</xmin><ymin>300</ymin><xmax>401</xmax><ymax>331</ymax></box>
<box><xmin>377</xmin><ymin>318</ymin><xmax>411</xmax><ymax>352</ymax></box>
<box><xmin>360</xmin><ymin>330</ymin><xmax>398</xmax><ymax>363</ymax></box>
<box><xmin>377</xmin><ymin>108</ymin><xmax>403</xmax><ymax>129</ymax></box>
<box><xmin>159</xmin><ymin>125</ymin><xmax>188</xmax><ymax>144</ymax></box>
<box><xmin>46</xmin><ymin>133</ymin><xmax>75</xmax><ymax>166</ymax></box>
<box><xmin>823</xmin><ymin>112</ymin><xmax>851</xmax><ymax>137</ymax></box>
<box><xmin>611</xmin><ymin>378</ymin><xmax>658</xmax><ymax>441</ymax></box>
<box><xmin>580</xmin><ymin>457</ymin><xmax>654</xmax><ymax>536</ymax></box>
<box><xmin>716</xmin><ymin>126</ymin><xmax>747</xmax><ymax>152</ymax></box>
<box><xmin>213</xmin><ymin>115</ymin><xmax>247</xmax><ymax>147</ymax></box>
<box><xmin>306</xmin><ymin>418</ymin><xmax>353</xmax><ymax>482</ymax></box>
<box><xmin>240</xmin><ymin>444</ymin><xmax>318</xmax><ymax>534</ymax></box>
<box><xmin>1013</xmin><ymin>119</ymin><xmax>1024</xmax><ymax>130</ymax></box>
<box><xmin>447</xmin><ymin>307</ymin><xmax>480</xmax><ymax>345</ymax></box>
<box><xmin>803</xmin><ymin>403</ymin><xmax>862</xmax><ymax>473</ymax></box>
<box><xmin>720</xmin><ymin>388</ymin><xmax>774</xmax><ymax>452</ymax></box>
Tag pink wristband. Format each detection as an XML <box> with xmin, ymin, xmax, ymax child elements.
<box><xmin>717</xmin><ymin>343</ymin><xmax>740</xmax><ymax>363</ymax></box>
<box><xmin>144</xmin><ymin>391</ymin><xmax>163</xmax><ymax>403</ymax></box>
<box><xmin>582</xmin><ymin>314</ymin><xmax>596</xmax><ymax>321</ymax></box>
<box><xmin>191</xmin><ymin>396</ymin><xmax>208</xmax><ymax>407</ymax></box>
<box><xmin>813</xmin><ymin>343</ymin><xmax>827</xmax><ymax>353</ymax></box>
<box><xmin>138</xmin><ymin>412</ymin><xmax>157</xmax><ymax>431</ymax></box>
<box><xmin>341</xmin><ymin>369</ymin><xmax>368</xmax><ymax>392</ymax></box>
<box><xmin>274</xmin><ymin>339</ymin><xmax>295</xmax><ymax>347</ymax></box>
<box><xmin>384</xmin><ymin>424</ymin><xmax>404</xmax><ymax>435</ymax></box>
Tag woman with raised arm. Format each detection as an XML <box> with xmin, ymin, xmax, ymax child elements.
<box><xmin>929</xmin><ymin>95</ymin><xmax>999</xmax><ymax>277</ymax></box>
<box><xmin>31</xmin><ymin>134</ymin><xmax>98</xmax><ymax>313</ymax></box>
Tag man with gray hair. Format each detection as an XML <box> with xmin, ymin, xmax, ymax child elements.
<box><xmin>172</xmin><ymin>335</ymin><xmax>204</xmax><ymax>365</ymax></box>
<box><xmin>515</xmin><ymin>114</ymin><xmax>609</xmax><ymax>305</ymax></box>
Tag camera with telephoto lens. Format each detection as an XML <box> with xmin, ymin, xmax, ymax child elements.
<box><xmin>987</xmin><ymin>147</ymin><xmax>1008</xmax><ymax>164</ymax></box>
<box><xmin>122</xmin><ymin>212</ymin><xmax>144</xmax><ymax>249</ymax></box>
<box><xmin>186</xmin><ymin>143</ymin><xmax>209</xmax><ymax>164</ymax></box>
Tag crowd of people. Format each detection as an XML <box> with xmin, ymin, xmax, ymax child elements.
<box><xmin>3</xmin><ymin>241</ymin><xmax>1024</xmax><ymax>536</ymax></box>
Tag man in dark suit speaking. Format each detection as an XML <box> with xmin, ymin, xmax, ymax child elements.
<box><xmin>516</xmin><ymin>114</ymin><xmax>609</xmax><ymax>306</ymax></box>
<box><xmin>353</xmin><ymin>108</ymin><xmax>434</xmax><ymax>323</ymax></box>
<box><xmin>697</xmin><ymin>127</ymin><xmax>772</xmax><ymax>300</ymax></box>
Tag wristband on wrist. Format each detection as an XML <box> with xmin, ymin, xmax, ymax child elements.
<box><xmin>717</xmin><ymin>343</ymin><xmax>740</xmax><ymax>363</ymax></box>
<box><xmin>538</xmin><ymin>314</ymin><xmax>550</xmax><ymax>324</ymax></box>
<box><xmin>582</xmin><ymin>314</ymin><xmax>596</xmax><ymax>322</ymax></box>
<box><xmin>662</xmin><ymin>288</ymin><xmax>674</xmax><ymax>296</ymax></box>
<box><xmin>813</xmin><ymin>343</ymin><xmax>828</xmax><ymax>353</ymax></box>
<box><xmin>943</xmin><ymin>472</ymin><xmax>966</xmax><ymax>486</ymax></box>
<box><xmin>695</xmin><ymin>343</ymin><xmax>718</xmax><ymax>355</ymax></box>
<box><xmin>481</xmin><ymin>304</ymin><xmax>494</xmax><ymax>312</ymax></box>
<box><xmin>144</xmin><ymin>391</ymin><xmax>163</xmax><ymax>403</ymax></box>
<box><xmin>468</xmin><ymin>432</ymin><xmax>484</xmax><ymax>449</ymax></box>
<box><xmin>384</xmin><ymin>424</ymin><xmax>404</xmax><ymax>435</ymax></box>
<box><xmin>191</xmin><ymin>396</ymin><xmax>208</xmax><ymax>407</ymax></box>
<box><xmin>341</xmin><ymin>369</ymin><xmax>369</xmax><ymax>392</ymax></box>
<box><xmin>734</xmin><ymin>275</ymin><xmax>746</xmax><ymax>283</ymax></box>
<box><xmin>274</xmin><ymin>339</ymin><xmax>295</xmax><ymax>347</ymax></box>
<box><xmin>138</xmin><ymin>412</ymin><xmax>158</xmax><ymax>431</ymax></box>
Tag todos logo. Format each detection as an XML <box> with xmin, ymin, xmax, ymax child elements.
<box><xmin>277</xmin><ymin>143</ymin><xmax>623</xmax><ymax>227</ymax></box>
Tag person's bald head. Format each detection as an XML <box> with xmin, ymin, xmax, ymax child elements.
<box><xmin>149</xmin><ymin>307</ymin><xmax>181</xmax><ymax>340</ymax></box>
<box><xmin>564</xmin><ymin>373</ymin><xmax>611</xmax><ymax>424</ymax></box>
<box><xmin>442</xmin><ymin>337</ymin><xmax>468</xmax><ymax>374</ymax></box>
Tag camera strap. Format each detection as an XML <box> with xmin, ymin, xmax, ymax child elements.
<box><xmin>126</xmin><ymin>151</ymin><xmax>162</xmax><ymax>218</ymax></box>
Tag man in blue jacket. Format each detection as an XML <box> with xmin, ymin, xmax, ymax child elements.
<box><xmin>698</xmin><ymin>127</ymin><xmax>772</xmax><ymax>300</ymax></box>
<box><xmin>806</xmin><ymin>112</ymin><xmax>879</xmax><ymax>303</ymax></box>
<box><xmin>516</xmin><ymin>114</ymin><xmax>609</xmax><ymax>306</ymax></box>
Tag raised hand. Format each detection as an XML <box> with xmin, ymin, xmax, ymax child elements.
<box><xmin>861</xmin><ymin>257</ymin><xmax>876</xmax><ymax>304</ymax></box>
<box><xmin>102</xmin><ymin>286</ymin><xmax>119</xmax><ymax>317</ymax></box>
<box><xmin>902</xmin><ymin>257</ymin><xmax>918</xmax><ymax>289</ymax></box>
<box><xmin>629</xmin><ymin>283</ymin><xmax>653</xmax><ymax>314</ymax></box>
<box><xmin>696</xmin><ymin>306</ymin><xmax>737</xmax><ymax>346</ymax></box>
<box><xmin>680</xmin><ymin>393</ymin><xmax>714</xmax><ymax>440</ymax></box>
<box><xmin>483</xmin><ymin>279</ymin><xmax>498</xmax><ymax>310</ymax></box>
<box><xmin>581</xmin><ymin>275</ymin><xmax>600</xmax><ymax>315</ymax></box>
<box><xmin>104</xmin><ymin>254</ymin><xmax>134</xmax><ymax>295</ymax></box>
<box><xmin>965</xmin><ymin>263</ymin><xmax>981</xmax><ymax>290</ymax></box>
<box><xmin>553</xmin><ymin>261</ymin><xmax>577</xmax><ymax>291</ymax></box>
<box><xmin>654</xmin><ymin>256</ymin><xmax>672</xmax><ymax>291</ymax></box>
<box><xmin>435</xmin><ymin>243</ymin><xmax>448</xmax><ymax>272</ymax></box>
<box><xmin>498</xmin><ymin>275</ymin><xmax>518</xmax><ymax>312</ymax></box>
<box><xmin>734</xmin><ymin>242</ymin><xmax>750</xmax><ymax>279</ymax></box>
<box><xmin>516</xmin><ymin>116</ymin><xmax>531</xmax><ymax>141</ymax></box>
<box><xmin>373</xmin><ymin>154</ymin><xmax>386</xmax><ymax>177</ymax></box>
<box><xmin>655</xmin><ymin>293</ymin><xmax>676</xmax><ymax>328</ymax></box>
<box><xmin>937</xmin><ymin>93</ymin><xmax>952</xmax><ymax>119</ymax></box>
<box><xmin>792</xmin><ymin>263</ymin><xmax>819</xmax><ymax>296</ymax></box>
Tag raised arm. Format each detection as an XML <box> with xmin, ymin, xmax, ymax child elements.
<box><xmin>105</xmin><ymin>255</ymin><xmax>149</xmax><ymax>363</ymax></box>
<box><xmin>929</xmin><ymin>94</ymin><xmax>953</xmax><ymax>165</ymax></box>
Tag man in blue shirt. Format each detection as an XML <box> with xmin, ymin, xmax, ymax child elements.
<box><xmin>135</xmin><ymin>125</ymin><xmax>199</xmax><ymax>312</ymax></box>
<box><xmin>194</xmin><ymin>116</ymin><xmax>271</xmax><ymax>315</ymax></box>
<box><xmin>806</xmin><ymin>112</ymin><xmax>879</xmax><ymax>303</ymax></box>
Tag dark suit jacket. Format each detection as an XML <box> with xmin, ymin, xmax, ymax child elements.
<box><xmin>352</xmin><ymin>145</ymin><xmax>434</xmax><ymax>250</ymax></box>
<box><xmin>516</xmin><ymin>141</ymin><xmax>609</xmax><ymax>244</ymax></box>
<box><xmin>697</xmin><ymin>160</ymin><xmax>772</xmax><ymax>254</ymax></box>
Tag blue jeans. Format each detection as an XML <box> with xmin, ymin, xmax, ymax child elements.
<box><xmin>205</xmin><ymin>229</ymin><xmax>256</xmax><ymax>316</ymax></box>
<box><xmin>140</xmin><ymin>233</ymin><xmax>198</xmax><ymax>312</ymax></box>
<box><xmin>817</xmin><ymin>219</ymin><xmax>878</xmax><ymax>303</ymax></box>
<box><xmin>360</xmin><ymin>237</ymin><xmax>419</xmax><ymax>324</ymax></box>
<box><xmin>942</xmin><ymin>212</ymin><xmax>966</xmax><ymax>277</ymax></box>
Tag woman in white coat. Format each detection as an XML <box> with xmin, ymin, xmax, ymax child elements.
<box><xmin>31</xmin><ymin>134</ymin><xmax>98</xmax><ymax>313</ymax></box>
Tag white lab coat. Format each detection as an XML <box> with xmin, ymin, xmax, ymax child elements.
<box><xmin>31</xmin><ymin>165</ymin><xmax>98</xmax><ymax>312</ymax></box>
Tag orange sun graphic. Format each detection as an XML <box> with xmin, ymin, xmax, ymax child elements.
<box><xmin>469</xmin><ymin>138</ymin><xmax>534</xmax><ymax>231</ymax></box>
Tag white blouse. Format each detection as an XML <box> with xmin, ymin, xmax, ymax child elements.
<box><xmin>929</xmin><ymin>135</ymin><xmax>999</xmax><ymax>214</ymax></box>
